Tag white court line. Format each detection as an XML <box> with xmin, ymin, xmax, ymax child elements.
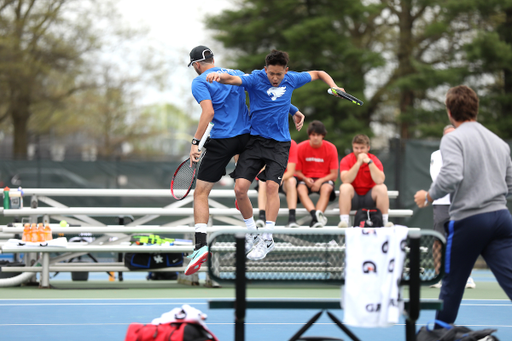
<box><xmin>460</xmin><ymin>303</ymin><xmax>512</xmax><ymax>306</ymax></box>
<box><xmin>0</xmin><ymin>302</ymin><xmax>208</xmax><ymax>306</ymax></box>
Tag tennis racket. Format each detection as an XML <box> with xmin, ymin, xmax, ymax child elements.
<box><xmin>328</xmin><ymin>88</ymin><xmax>364</xmax><ymax>106</ymax></box>
<box><xmin>170</xmin><ymin>122</ymin><xmax>214</xmax><ymax>200</ymax></box>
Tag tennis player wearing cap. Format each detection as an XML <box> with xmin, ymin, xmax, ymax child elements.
<box><xmin>185</xmin><ymin>46</ymin><xmax>301</xmax><ymax>275</ymax></box>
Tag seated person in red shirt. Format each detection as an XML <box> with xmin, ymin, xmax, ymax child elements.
<box><xmin>256</xmin><ymin>139</ymin><xmax>299</xmax><ymax>228</ymax></box>
<box><xmin>338</xmin><ymin>134</ymin><xmax>391</xmax><ymax>227</ymax></box>
<box><xmin>295</xmin><ymin>121</ymin><xmax>339</xmax><ymax>228</ymax></box>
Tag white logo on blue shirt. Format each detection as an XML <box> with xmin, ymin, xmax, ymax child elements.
<box><xmin>267</xmin><ymin>86</ymin><xmax>287</xmax><ymax>101</ymax></box>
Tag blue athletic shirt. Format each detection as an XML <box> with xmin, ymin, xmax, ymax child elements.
<box><xmin>240</xmin><ymin>69</ymin><xmax>311</xmax><ymax>142</ymax></box>
<box><xmin>191</xmin><ymin>67</ymin><xmax>250</xmax><ymax>139</ymax></box>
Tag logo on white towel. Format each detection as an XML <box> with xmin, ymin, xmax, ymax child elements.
<box><xmin>382</xmin><ymin>241</ymin><xmax>389</xmax><ymax>253</ymax></box>
<box><xmin>362</xmin><ymin>261</ymin><xmax>377</xmax><ymax>273</ymax></box>
<box><xmin>365</xmin><ymin>303</ymin><xmax>381</xmax><ymax>312</ymax></box>
<box><xmin>388</xmin><ymin>258</ymin><xmax>395</xmax><ymax>272</ymax></box>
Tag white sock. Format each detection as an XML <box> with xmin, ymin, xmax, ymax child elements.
<box><xmin>339</xmin><ymin>215</ymin><xmax>350</xmax><ymax>224</ymax></box>
<box><xmin>195</xmin><ymin>223</ymin><xmax>207</xmax><ymax>234</ymax></box>
<box><xmin>382</xmin><ymin>214</ymin><xmax>389</xmax><ymax>225</ymax></box>
<box><xmin>263</xmin><ymin>221</ymin><xmax>275</xmax><ymax>240</ymax></box>
<box><xmin>244</xmin><ymin>217</ymin><xmax>257</xmax><ymax>231</ymax></box>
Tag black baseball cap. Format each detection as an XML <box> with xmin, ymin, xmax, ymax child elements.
<box><xmin>188</xmin><ymin>45</ymin><xmax>214</xmax><ymax>67</ymax></box>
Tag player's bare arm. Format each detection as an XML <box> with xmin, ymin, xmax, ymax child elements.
<box><xmin>340</xmin><ymin>160</ymin><xmax>362</xmax><ymax>184</ymax></box>
<box><xmin>293</xmin><ymin>111</ymin><xmax>305</xmax><ymax>131</ymax></box>
<box><xmin>368</xmin><ymin>162</ymin><xmax>385</xmax><ymax>184</ymax></box>
<box><xmin>308</xmin><ymin>70</ymin><xmax>344</xmax><ymax>95</ymax></box>
<box><xmin>190</xmin><ymin>100</ymin><xmax>214</xmax><ymax>166</ymax></box>
<box><xmin>205</xmin><ymin>72</ymin><xmax>242</xmax><ymax>85</ymax></box>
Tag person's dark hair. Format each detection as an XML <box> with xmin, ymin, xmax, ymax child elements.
<box><xmin>265</xmin><ymin>49</ymin><xmax>289</xmax><ymax>67</ymax></box>
<box><xmin>352</xmin><ymin>134</ymin><xmax>370</xmax><ymax>146</ymax></box>
<box><xmin>445</xmin><ymin>85</ymin><xmax>479</xmax><ymax>122</ymax></box>
<box><xmin>307</xmin><ymin>120</ymin><xmax>327</xmax><ymax>136</ymax></box>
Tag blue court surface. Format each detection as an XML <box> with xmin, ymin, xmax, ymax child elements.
<box><xmin>0</xmin><ymin>269</ymin><xmax>510</xmax><ymax>340</ymax></box>
<box><xmin>0</xmin><ymin>297</ymin><xmax>511</xmax><ymax>341</ymax></box>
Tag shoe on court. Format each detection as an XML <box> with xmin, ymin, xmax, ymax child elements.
<box><xmin>255</xmin><ymin>220</ymin><xmax>265</xmax><ymax>228</ymax></box>
<box><xmin>429</xmin><ymin>280</ymin><xmax>442</xmax><ymax>289</ymax></box>
<box><xmin>245</xmin><ymin>233</ymin><xmax>261</xmax><ymax>255</ymax></box>
<box><xmin>286</xmin><ymin>222</ymin><xmax>299</xmax><ymax>228</ymax></box>
<box><xmin>315</xmin><ymin>210</ymin><xmax>328</xmax><ymax>226</ymax></box>
<box><xmin>247</xmin><ymin>238</ymin><xmax>275</xmax><ymax>261</ymax></box>
<box><xmin>338</xmin><ymin>221</ymin><xmax>348</xmax><ymax>228</ymax></box>
<box><xmin>466</xmin><ymin>277</ymin><xmax>476</xmax><ymax>289</ymax></box>
<box><xmin>185</xmin><ymin>245</ymin><xmax>209</xmax><ymax>276</ymax></box>
<box><xmin>385</xmin><ymin>222</ymin><xmax>395</xmax><ymax>227</ymax></box>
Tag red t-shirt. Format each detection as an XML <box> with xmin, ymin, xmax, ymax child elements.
<box><xmin>286</xmin><ymin>140</ymin><xmax>298</xmax><ymax>172</ymax></box>
<box><xmin>339</xmin><ymin>153</ymin><xmax>383</xmax><ymax>195</ymax></box>
<box><xmin>296</xmin><ymin>140</ymin><xmax>339</xmax><ymax>178</ymax></box>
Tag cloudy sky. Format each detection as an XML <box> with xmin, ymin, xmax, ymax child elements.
<box><xmin>116</xmin><ymin>0</ymin><xmax>232</xmax><ymax>113</ymax></box>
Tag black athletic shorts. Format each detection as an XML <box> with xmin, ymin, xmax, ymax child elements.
<box><xmin>232</xmin><ymin>135</ymin><xmax>290</xmax><ymax>184</ymax></box>
<box><xmin>351</xmin><ymin>189</ymin><xmax>376</xmax><ymax>209</ymax></box>
<box><xmin>197</xmin><ymin>134</ymin><xmax>250</xmax><ymax>183</ymax></box>
<box><xmin>433</xmin><ymin>204</ymin><xmax>450</xmax><ymax>237</ymax></box>
<box><xmin>297</xmin><ymin>179</ymin><xmax>336</xmax><ymax>202</ymax></box>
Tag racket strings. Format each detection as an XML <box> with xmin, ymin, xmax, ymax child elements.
<box><xmin>171</xmin><ymin>150</ymin><xmax>207</xmax><ymax>200</ymax></box>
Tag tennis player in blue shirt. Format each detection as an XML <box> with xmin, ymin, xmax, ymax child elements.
<box><xmin>186</xmin><ymin>46</ymin><xmax>302</xmax><ymax>275</ymax></box>
<box><xmin>206</xmin><ymin>49</ymin><xmax>345</xmax><ymax>260</ymax></box>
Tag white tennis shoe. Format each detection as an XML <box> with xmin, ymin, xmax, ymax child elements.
<box><xmin>245</xmin><ymin>233</ymin><xmax>261</xmax><ymax>255</ymax></box>
<box><xmin>315</xmin><ymin>211</ymin><xmax>328</xmax><ymax>226</ymax></box>
<box><xmin>247</xmin><ymin>237</ymin><xmax>275</xmax><ymax>260</ymax></box>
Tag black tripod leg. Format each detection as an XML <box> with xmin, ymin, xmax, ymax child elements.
<box><xmin>326</xmin><ymin>311</ymin><xmax>362</xmax><ymax>341</ymax></box>
<box><xmin>288</xmin><ymin>311</ymin><xmax>323</xmax><ymax>341</ymax></box>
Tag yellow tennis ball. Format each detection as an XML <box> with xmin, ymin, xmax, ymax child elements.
<box><xmin>59</xmin><ymin>220</ymin><xmax>67</xmax><ymax>227</ymax></box>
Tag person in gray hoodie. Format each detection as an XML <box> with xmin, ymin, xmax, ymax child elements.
<box><xmin>414</xmin><ymin>85</ymin><xmax>512</xmax><ymax>325</ymax></box>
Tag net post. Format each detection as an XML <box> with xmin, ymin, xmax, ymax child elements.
<box><xmin>407</xmin><ymin>230</ymin><xmax>421</xmax><ymax>340</ymax></box>
<box><xmin>235</xmin><ymin>233</ymin><xmax>246</xmax><ymax>341</ymax></box>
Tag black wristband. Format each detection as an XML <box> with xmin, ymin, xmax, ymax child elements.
<box><xmin>191</xmin><ymin>138</ymin><xmax>200</xmax><ymax>145</ymax></box>
<box><xmin>367</xmin><ymin>159</ymin><xmax>373</xmax><ymax>165</ymax></box>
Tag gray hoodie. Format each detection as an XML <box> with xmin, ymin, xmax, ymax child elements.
<box><xmin>428</xmin><ymin>121</ymin><xmax>512</xmax><ymax>221</ymax></box>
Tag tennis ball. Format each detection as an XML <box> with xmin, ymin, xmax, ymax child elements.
<box><xmin>59</xmin><ymin>220</ymin><xmax>67</xmax><ymax>227</ymax></box>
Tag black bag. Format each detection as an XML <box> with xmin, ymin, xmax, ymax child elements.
<box><xmin>124</xmin><ymin>253</ymin><xmax>183</xmax><ymax>270</ymax></box>
<box><xmin>417</xmin><ymin>320</ymin><xmax>499</xmax><ymax>341</ymax></box>
<box><xmin>353</xmin><ymin>208</ymin><xmax>383</xmax><ymax>227</ymax></box>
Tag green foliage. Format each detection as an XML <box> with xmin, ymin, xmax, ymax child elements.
<box><xmin>206</xmin><ymin>0</ymin><xmax>512</xmax><ymax>145</ymax></box>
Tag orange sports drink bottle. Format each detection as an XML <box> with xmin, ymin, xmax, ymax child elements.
<box><xmin>22</xmin><ymin>223</ymin><xmax>30</xmax><ymax>242</ymax></box>
<box><xmin>37</xmin><ymin>223</ymin><xmax>45</xmax><ymax>242</ymax></box>
<box><xmin>30</xmin><ymin>223</ymin><xmax>38</xmax><ymax>242</ymax></box>
<box><xmin>44</xmin><ymin>224</ymin><xmax>53</xmax><ymax>241</ymax></box>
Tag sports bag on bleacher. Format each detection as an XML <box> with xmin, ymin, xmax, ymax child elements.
<box><xmin>124</xmin><ymin>252</ymin><xmax>183</xmax><ymax>270</ymax></box>
<box><xmin>416</xmin><ymin>320</ymin><xmax>499</xmax><ymax>341</ymax></box>
<box><xmin>124</xmin><ymin>234</ymin><xmax>184</xmax><ymax>270</ymax></box>
<box><xmin>353</xmin><ymin>208</ymin><xmax>383</xmax><ymax>227</ymax></box>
